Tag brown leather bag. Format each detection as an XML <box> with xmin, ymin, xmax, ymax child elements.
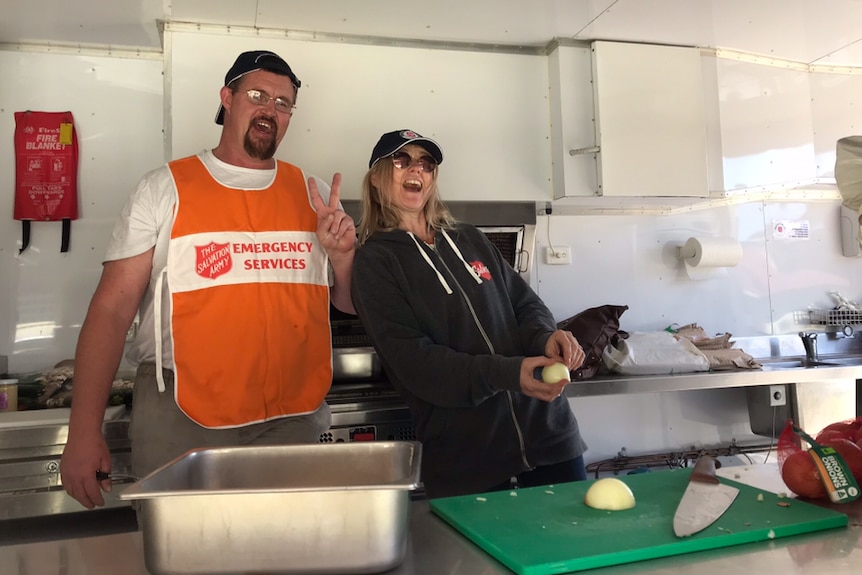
<box><xmin>557</xmin><ymin>304</ymin><xmax>629</xmax><ymax>380</ymax></box>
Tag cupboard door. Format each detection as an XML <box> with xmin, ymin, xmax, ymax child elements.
<box><xmin>592</xmin><ymin>41</ymin><xmax>708</xmax><ymax>197</ymax></box>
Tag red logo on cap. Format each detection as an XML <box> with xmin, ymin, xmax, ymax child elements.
<box><xmin>195</xmin><ymin>241</ymin><xmax>233</xmax><ymax>279</ymax></box>
<box><xmin>401</xmin><ymin>130</ymin><xmax>421</xmax><ymax>139</ymax></box>
<box><xmin>470</xmin><ymin>260</ymin><xmax>492</xmax><ymax>281</ymax></box>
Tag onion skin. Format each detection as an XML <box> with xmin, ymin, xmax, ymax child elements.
<box><xmin>781</xmin><ymin>439</ymin><xmax>862</xmax><ymax>499</ymax></box>
<box><xmin>781</xmin><ymin>450</ymin><xmax>827</xmax><ymax>499</ymax></box>
<box><xmin>821</xmin><ymin>438</ymin><xmax>862</xmax><ymax>481</ymax></box>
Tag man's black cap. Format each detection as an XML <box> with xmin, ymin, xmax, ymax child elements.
<box><xmin>214</xmin><ymin>50</ymin><xmax>301</xmax><ymax>125</ymax></box>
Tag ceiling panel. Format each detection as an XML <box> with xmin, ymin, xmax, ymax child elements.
<box><xmin>2</xmin><ymin>0</ymin><xmax>862</xmax><ymax>68</ymax></box>
<box><xmin>0</xmin><ymin>0</ymin><xmax>163</xmax><ymax>48</ymax></box>
<box><xmin>227</xmin><ymin>0</ymin><xmax>614</xmax><ymax>46</ymax></box>
<box><xmin>574</xmin><ymin>0</ymin><xmax>717</xmax><ymax>48</ymax></box>
<box><xmin>817</xmin><ymin>38</ymin><xmax>862</xmax><ymax>67</ymax></box>
<box><xmin>711</xmin><ymin>0</ymin><xmax>812</xmax><ymax>62</ymax></box>
<box><xmin>710</xmin><ymin>0</ymin><xmax>862</xmax><ymax>65</ymax></box>
<box><xmin>170</xmin><ymin>0</ymin><xmax>258</xmax><ymax>28</ymax></box>
<box><xmin>800</xmin><ymin>1</ymin><xmax>862</xmax><ymax>65</ymax></box>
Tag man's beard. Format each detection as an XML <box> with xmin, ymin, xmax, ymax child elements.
<box><xmin>243</xmin><ymin>118</ymin><xmax>278</xmax><ymax>160</ymax></box>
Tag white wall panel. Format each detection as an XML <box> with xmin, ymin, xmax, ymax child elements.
<box><xmin>763</xmin><ymin>201</ymin><xmax>862</xmax><ymax>333</ymax></box>
<box><xmin>534</xmin><ymin>202</ymin><xmax>773</xmax><ymax>336</ymax></box>
<box><xmin>533</xmin><ymin>199</ymin><xmax>862</xmax><ymax>338</ymax></box>
<box><xmin>168</xmin><ymin>30</ymin><xmax>553</xmax><ymax>202</ymax></box>
<box><xmin>810</xmin><ymin>73</ymin><xmax>862</xmax><ymax>179</ymax></box>
<box><xmin>716</xmin><ymin>58</ymin><xmax>816</xmax><ymax>190</ymax></box>
<box><xmin>0</xmin><ymin>50</ymin><xmax>164</xmax><ymax>373</ymax></box>
<box><xmin>571</xmin><ymin>388</ymin><xmax>764</xmax><ymax>464</ymax></box>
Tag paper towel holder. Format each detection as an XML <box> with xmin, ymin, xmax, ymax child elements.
<box><xmin>675</xmin><ymin>236</ymin><xmax>743</xmax><ymax>267</ymax></box>
<box><xmin>675</xmin><ymin>242</ymin><xmax>697</xmax><ymax>261</ymax></box>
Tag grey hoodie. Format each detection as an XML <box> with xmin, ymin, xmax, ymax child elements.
<box><xmin>351</xmin><ymin>222</ymin><xmax>587</xmax><ymax>498</ymax></box>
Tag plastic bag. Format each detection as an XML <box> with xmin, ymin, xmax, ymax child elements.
<box><xmin>601</xmin><ymin>331</ymin><xmax>710</xmax><ymax>375</ymax></box>
<box><xmin>777</xmin><ymin>418</ymin><xmax>862</xmax><ymax>501</ymax></box>
<box><xmin>557</xmin><ymin>304</ymin><xmax>628</xmax><ymax>380</ymax></box>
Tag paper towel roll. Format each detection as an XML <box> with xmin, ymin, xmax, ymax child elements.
<box><xmin>680</xmin><ymin>237</ymin><xmax>743</xmax><ymax>268</ymax></box>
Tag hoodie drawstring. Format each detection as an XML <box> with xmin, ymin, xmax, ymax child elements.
<box><xmin>440</xmin><ymin>229</ymin><xmax>483</xmax><ymax>285</ymax></box>
<box><xmin>407</xmin><ymin>232</ymin><xmax>453</xmax><ymax>294</ymax></box>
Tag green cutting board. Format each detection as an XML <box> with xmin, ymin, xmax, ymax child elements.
<box><xmin>430</xmin><ymin>468</ymin><xmax>849</xmax><ymax>575</ymax></box>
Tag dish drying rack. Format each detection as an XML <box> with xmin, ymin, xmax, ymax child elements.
<box><xmin>805</xmin><ymin>308</ymin><xmax>862</xmax><ymax>333</ymax></box>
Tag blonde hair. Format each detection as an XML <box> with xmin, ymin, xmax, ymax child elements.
<box><xmin>357</xmin><ymin>155</ymin><xmax>455</xmax><ymax>244</ymax></box>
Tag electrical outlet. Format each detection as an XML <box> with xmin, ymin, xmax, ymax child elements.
<box><xmin>769</xmin><ymin>385</ymin><xmax>787</xmax><ymax>407</ymax></box>
<box><xmin>545</xmin><ymin>246</ymin><xmax>571</xmax><ymax>265</ymax></box>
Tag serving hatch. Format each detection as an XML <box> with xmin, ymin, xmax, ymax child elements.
<box><xmin>120</xmin><ymin>441</ymin><xmax>422</xmax><ymax>575</ymax></box>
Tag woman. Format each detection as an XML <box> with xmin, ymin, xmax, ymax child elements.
<box><xmin>351</xmin><ymin>129</ymin><xmax>588</xmax><ymax>499</ymax></box>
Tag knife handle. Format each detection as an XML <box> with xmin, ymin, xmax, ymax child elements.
<box><xmin>690</xmin><ymin>456</ymin><xmax>721</xmax><ymax>484</ymax></box>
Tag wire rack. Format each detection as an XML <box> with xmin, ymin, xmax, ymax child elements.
<box><xmin>806</xmin><ymin>308</ymin><xmax>862</xmax><ymax>327</ymax></box>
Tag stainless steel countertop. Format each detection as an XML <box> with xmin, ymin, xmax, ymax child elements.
<box><xmin>563</xmin><ymin>332</ymin><xmax>862</xmax><ymax>397</ymax></box>
<box><xmin>1</xmin><ymin>463</ymin><xmax>859</xmax><ymax>575</ymax></box>
<box><xmin>566</xmin><ymin>359</ymin><xmax>862</xmax><ymax>398</ymax></box>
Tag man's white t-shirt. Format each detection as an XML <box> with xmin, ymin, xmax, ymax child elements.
<box><xmin>105</xmin><ymin>150</ymin><xmax>332</xmax><ymax>368</ymax></box>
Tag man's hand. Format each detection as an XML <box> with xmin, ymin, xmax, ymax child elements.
<box><xmin>309</xmin><ymin>173</ymin><xmax>356</xmax><ymax>258</ymax></box>
<box><xmin>60</xmin><ymin>433</ymin><xmax>113</xmax><ymax>509</ymax></box>
<box><xmin>544</xmin><ymin>329</ymin><xmax>586</xmax><ymax>371</ymax></box>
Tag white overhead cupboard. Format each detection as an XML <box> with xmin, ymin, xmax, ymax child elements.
<box><xmin>550</xmin><ymin>41</ymin><xmax>710</xmax><ymax>199</ymax></box>
<box><xmin>591</xmin><ymin>41</ymin><xmax>709</xmax><ymax>198</ymax></box>
<box><xmin>549</xmin><ymin>40</ymin><xmax>844</xmax><ymax>199</ymax></box>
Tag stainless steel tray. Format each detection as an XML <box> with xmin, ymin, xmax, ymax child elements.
<box><xmin>120</xmin><ymin>441</ymin><xmax>422</xmax><ymax>575</ymax></box>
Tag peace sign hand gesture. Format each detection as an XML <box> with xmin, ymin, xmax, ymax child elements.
<box><xmin>309</xmin><ymin>173</ymin><xmax>356</xmax><ymax>260</ymax></box>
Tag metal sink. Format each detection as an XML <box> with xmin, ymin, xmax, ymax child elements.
<box><xmin>761</xmin><ymin>359</ymin><xmax>840</xmax><ymax>369</ymax></box>
<box><xmin>820</xmin><ymin>356</ymin><xmax>862</xmax><ymax>367</ymax></box>
<box><xmin>760</xmin><ymin>357</ymin><xmax>862</xmax><ymax>369</ymax></box>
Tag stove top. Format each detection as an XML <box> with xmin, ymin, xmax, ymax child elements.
<box><xmin>331</xmin><ymin>317</ymin><xmax>374</xmax><ymax>348</ymax></box>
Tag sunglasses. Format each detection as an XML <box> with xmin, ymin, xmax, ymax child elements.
<box><xmin>390</xmin><ymin>151</ymin><xmax>437</xmax><ymax>173</ymax></box>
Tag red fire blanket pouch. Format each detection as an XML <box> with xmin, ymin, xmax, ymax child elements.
<box><xmin>14</xmin><ymin>111</ymin><xmax>79</xmax><ymax>253</ymax></box>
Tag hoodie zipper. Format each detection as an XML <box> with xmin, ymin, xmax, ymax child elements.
<box><xmin>427</xmin><ymin>242</ymin><xmax>531</xmax><ymax>469</ymax></box>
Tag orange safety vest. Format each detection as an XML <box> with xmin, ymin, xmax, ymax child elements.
<box><xmin>166</xmin><ymin>156</ymin><xmax>332</xmax><ymax>428</ymax></box>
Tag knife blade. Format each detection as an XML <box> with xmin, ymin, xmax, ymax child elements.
<box><xmin>673</xmin><ymin>456</ymin><xmax>739</xmax><ymax>537</ymax></box>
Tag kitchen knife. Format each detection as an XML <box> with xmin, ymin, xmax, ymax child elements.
<box><xmin>673</xmin><ymin>456</ymin><xmax>739</xmax><ymax>537</ymax></box>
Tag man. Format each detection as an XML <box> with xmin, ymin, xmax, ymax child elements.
<box><xmin>60</xmin><ymin>50</ymin><xmax>356</xmax><ymax>509</ymax></box>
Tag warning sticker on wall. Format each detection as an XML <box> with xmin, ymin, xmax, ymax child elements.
<box><xmin>772</xmin><ymin>220</ymin><xmax>810</xmax><ymax>240</ymax></box>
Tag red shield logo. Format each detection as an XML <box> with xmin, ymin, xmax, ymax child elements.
<box><xmin>195</xmin><ymin>241</ymin><xmax>232</xmax><ymax>279</ymax></box>
<box><xmin>470</xmin><ymin>260</ymin><xmax>492</xmax><ymax>281</ymax></box>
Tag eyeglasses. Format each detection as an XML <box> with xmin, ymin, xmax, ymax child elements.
<box><xmin>390</xmin><ymin>151</ymin><xmax>437</xmax><ymax>173</ymax></box>
<box><xmin>245</xmin><ymin>89</ymin><xmax>296</xmax><ymax>115</ymax></box>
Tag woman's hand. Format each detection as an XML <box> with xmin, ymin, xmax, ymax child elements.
<box><xmin>519</xmin><ymin>356</ymin><xmax>569</xmax><ymax>403</ymax></box>
<box><xmin>544</xmin><ymin>329</ymin><xmax>586</xmax><ymax>371</ymax></box>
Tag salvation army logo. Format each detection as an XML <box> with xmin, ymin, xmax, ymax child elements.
<box><xmin>195</xmin><ymin>241</ymin><xmax>232</xmax><ymax>279</ymax></box>
<box><xmin>470</xmin><ymin>260</ymin><xmax>492</xmax><ymax>280</ymax></box>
